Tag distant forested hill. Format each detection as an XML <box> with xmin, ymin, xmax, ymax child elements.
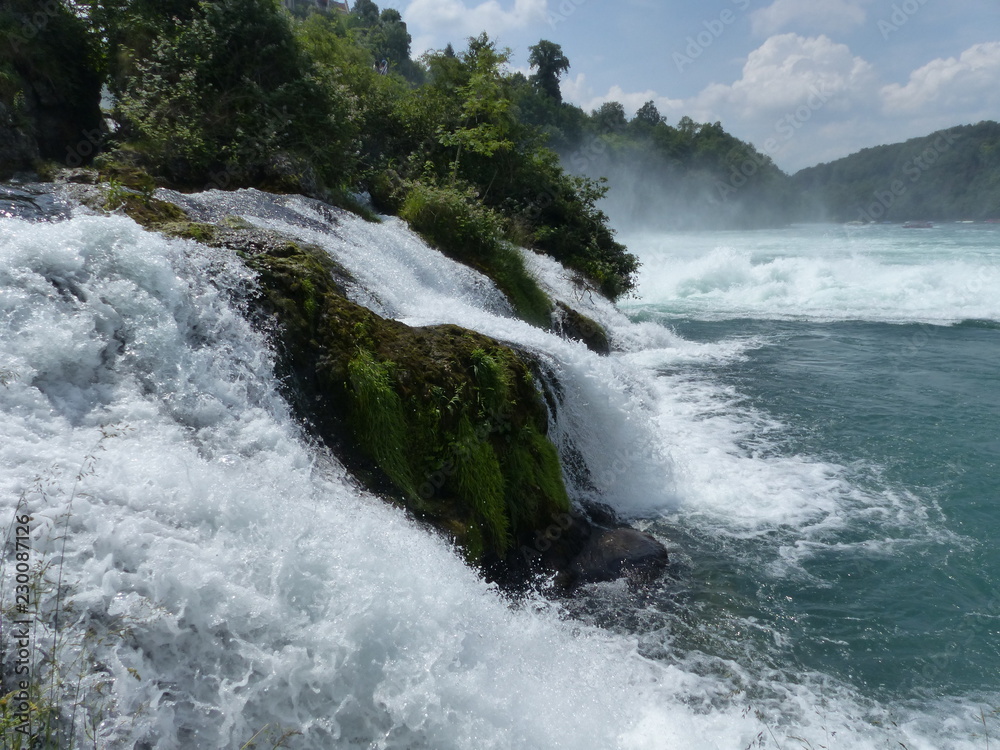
<box><xmin>792</xmin><ymin>122</ymin><xmax>1000</xmax><ymax>223</ymax></box>
<box><xmin>516</xmin><ymin>84</ymin><xmax>798</xmax><ymax>230</ymax></box>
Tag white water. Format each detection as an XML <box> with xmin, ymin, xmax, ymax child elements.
<box><xmin>0</xmin><ymin>194</ymin><xmax>983</xmax><ymax>748</ymax></box>
<box><xmin>625</xmin><ymin>225</ymin><xmax>1000</xmax><ymax>323</ymax></box>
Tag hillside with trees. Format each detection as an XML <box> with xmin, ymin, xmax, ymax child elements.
<box><xmin>512</xmin><ymin>41</ymin><xmax>799</xmax><ymax>230</ymax></box>
<box><xmin>6</xmin><ymin>0</ymin><xmax>995</xmax><ymax>246</ymax></box>
<box><xmin>792</xmin><ymin>122</ymin><xmax>1000</xmax><ymax>223</ymax></box>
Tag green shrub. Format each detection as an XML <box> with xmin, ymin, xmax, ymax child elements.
<box><xmin>400</xmin><ymin>180</ymin><xmax>553</xmax><ymax>326</ymax></box>
<box><xmin>108</xmin><ymin>0</ymin><xmax>356</xmax><ymax>190</ymax></box>
<box><xmin>400</xmin><ymin>180</ymin><xmax>504</xmax><ymax>259</ymax></box>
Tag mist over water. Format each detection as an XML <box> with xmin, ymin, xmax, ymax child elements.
<box><xmin>1</xmin><ymin>196</ymin><xmax>997</xmax><ymax>748</ymax></box>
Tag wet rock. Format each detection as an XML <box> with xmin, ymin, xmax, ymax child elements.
<box><xmin>552</xmin><ymin>302</ymin><xmax>610</xmax><ymax>355</ymax></box>
<box><xmin>53</xmin><ymin>167</ymin><xmax>99</xmax><ymax>184</ymax></box>
<box><xmin>569</xmin><ymin>527</ymin><xmax>668</xmax><ymax>584</ymax></box>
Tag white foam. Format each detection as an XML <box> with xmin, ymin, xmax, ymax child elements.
<box><xmin>0</xmin><ymin>209</ymin><xmax>989</xmax><ymax>749</ymax></box>
<box><xmin>623</xmin><ymin>226</ymin><xmax>1000</xmax><ymax>324</ymax></box>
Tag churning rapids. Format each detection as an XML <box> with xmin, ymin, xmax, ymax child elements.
<box><xmin>0</xmin><ymin>187</ymin><xmax>992</xmax><ymax>748</ymax></box>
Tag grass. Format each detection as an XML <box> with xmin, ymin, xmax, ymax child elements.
<box><xmin>451</xmin><ymin>416</ymin><xmax>510</xmax><ymax>553</ymax></box>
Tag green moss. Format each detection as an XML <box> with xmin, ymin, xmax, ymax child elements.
<box><xmin>470</xmin><ymin>347</ymin><xmax>511</xmax><ymax>416</ymax></box>
<box><xmin>159</xmin><ymin>221</ymin><xmax>219</xmax><ymax>244</ymax></box>
<box><xmin>300</xmin><ymin>277</ymin><xmax>318</xmax><ymax>318</ymax></box>
<box><xmin>94</xmin><ymin>152</ymin><xmax>158</xmax><ymax>193</ymax></box>
<box><xmin>451</xmin><ymin>415</ymin><xmax>510</xmax><ymax>552</ymax></box>
<box><xmin>486</xmin><ymin>245</ymin><xmax>553</xmax><ymax>328</ymax></box>
<box><xmin>94</xmin><ymin>181</ymin><xmax>189</xmax><ymax>229</ymax></box>
<box><xmin>399</xmin><ymin>180</ymin><xmax>553</xmax><ymax>328</ymax></box>
<box><xmin>347</xmin><ymin>348</ymin><xmax>416</xmax><ymax>497</ymax></box>
<box><xmin>241</xmin><ymin>237</ymin><xmax>571</xmax><ymax>564</ymax></box>
<box><xmin>501</xmin><ymin>428</ymin><xmax>569</xmax><ymax>531</ymax></box>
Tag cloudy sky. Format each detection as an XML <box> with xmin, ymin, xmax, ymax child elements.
<box><xmin>388</xmin><ymin>0</ymin><xmax>1000</xmax><ymax>173</ymax></box>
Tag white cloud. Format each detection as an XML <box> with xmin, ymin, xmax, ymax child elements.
<box><xmin>689</xmin><ymin>34</ymin><xmax>875</xmax><ymax>117</ymax></box>
<box><xmin>403</xmin><ymin>0</ymin><xmax>547</xmax><ymax>54</ymax></box>
<box><xmin>751</xmin><ymin>0</ymin><xmax>868</xmax><ymax>36</ymax></box>
<box><xmin>881</xmin><ymin>42</ymin><xmax>1000</xmax><ymax>115</ymax></box>
<box><xmin>560</xmin><ymin>74</ymin><xmax>683</xmax><ymax>117</ymax></box>
<box><xmin>561</xmin><ymin>35</ymin><xmax>1000</xmax><ymax>173</ymax></box>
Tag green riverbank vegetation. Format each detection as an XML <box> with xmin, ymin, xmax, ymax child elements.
<box><xmin>1</xmin><ymin>0</ymin><xmax>639</xmax><ymax>300</ymax></box>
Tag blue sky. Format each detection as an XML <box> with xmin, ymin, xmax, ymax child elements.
<box><xmin>386</xmin><ymin>0</ymin><xmax>1000</xmax><ymax>173</ymax></box>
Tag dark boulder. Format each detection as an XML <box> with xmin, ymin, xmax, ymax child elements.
<box><xmin>569</xmin><ymin>527</ymin><xmax>668</xmax><ymax>584</ymax></box>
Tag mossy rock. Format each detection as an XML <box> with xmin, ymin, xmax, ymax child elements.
<box><xmin>243</xmin><ymin>239</ymin><xmax>571</xmax><ymax>564</ymax></box>
<box><xmin>125</xmin><ymin>197</ymin><xmax>576</xmax><ymax>572</ymax></box>
<box><xmin>93</xmin><ymin>151</ymin><xmax>158</xmax><ymax>193</ymax></box>
<box><xmin>103</xmin><ymin>188</ymin><xmax>188</xmax><ymax>229</ymax></box>
<box><xmin>553</xmin><ymin>302</ymin><xmax>610</xmax><ymax>355</ymax></box>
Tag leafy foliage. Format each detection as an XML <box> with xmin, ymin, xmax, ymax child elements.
<box><xmin>99</xmin><ymin>0</ymin><xmax>356</xmax><ymax>189</ymax></box>
<box><xmin>16</xmin><ymin>1</ymin><xmax>640</xmax><ymax>299</ymax></box>
<box><xmin>0</xmin><ymin>0</ymin><xmax>103</xmax><ymax>166</ymax></box>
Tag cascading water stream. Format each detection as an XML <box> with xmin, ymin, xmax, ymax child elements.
<box><xmin>0</xmin><ymin>188</ymin><xmax>993</xmax><ymax>748</ymax></box>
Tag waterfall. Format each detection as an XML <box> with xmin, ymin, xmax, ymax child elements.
<box><xmin>0</xmin><ymin>188</ymin><xmax>960</xmax><ymax>749</ymax></box>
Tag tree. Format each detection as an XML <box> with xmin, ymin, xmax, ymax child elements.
<box><xmin>633</xmin><ymin>100</ymin><xmax>662</xmax><ymax>127</ymax></box>
<box><xmin>351</xmin><ymin>0</ymin><xmax>380</xmax><ymax>27</ymax></box>
<box><xmin>114</xmin><ymin>0</ymin><xmax>355</xmax><ymax>186</ymax></box>
<box><xmin>1</xmin><ymin>0</ymin><xmax>103</xmax><ymax>164</ymax></box>
<box><xmin>593</xmin><ymin>101</ymin><xmax>626</xmax><ymax>132</ymax></box>
<box><xmin>677</xmin><ymin>115</ymin><xmax>697</xmax><ymax>136</ymax></box>
<box><xmin>438</xmin><ymin>33</ymin><xmax>515</xmax><ymax>181</ymax></box>
<box><xmin>371</xmin><ymin>8</ymin><xmax>411</xmax><ymax>68</ymax></box>
<box><xmin>527</xmin><ymin>39</ymin><xmax>569</xmax><ymax>103</ymax></box>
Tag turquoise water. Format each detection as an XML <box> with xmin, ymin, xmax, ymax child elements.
<box><xmin>617</xmin><ymin>224</ymin><xmax>1000</xmax><ymax>721</ymax></box>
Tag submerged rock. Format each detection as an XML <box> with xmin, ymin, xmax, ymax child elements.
<box><xmin>569</xmin><ymin>527</ymin><xmax>669</xmax><ymax>584</ymax></box>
